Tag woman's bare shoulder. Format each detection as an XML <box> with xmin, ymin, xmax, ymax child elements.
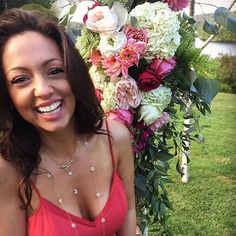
<box><xmin>105</xmin><ymin>118</ymin><xmax>131</xmax><ymax>141</ymax></box>
<box><xmin>0</xmin><ymin>155</ymin><xmax>21</xmax><ymax>189</ymax></box>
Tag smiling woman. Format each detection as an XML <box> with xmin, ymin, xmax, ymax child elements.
<box><xmin>0</xmin><ymin>8</ymin><xmax>136</xmax><ymax>236</ymax></box>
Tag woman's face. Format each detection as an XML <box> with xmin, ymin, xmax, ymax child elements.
<box><xmin>2</xmin><ymin>31</ymin><xmax>76</xmax><ymax>133</ymax></box>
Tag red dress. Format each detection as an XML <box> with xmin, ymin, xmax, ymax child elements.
<box><xmin>28</xmin><ymin>123</ymin><xmax>128</xmax><ymax>236</ymax></box>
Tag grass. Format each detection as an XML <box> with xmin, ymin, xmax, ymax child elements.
<box><xmin>162</xmin><ymin>93</ymin><xmax>236</xmax><ymax>236</ymax></box>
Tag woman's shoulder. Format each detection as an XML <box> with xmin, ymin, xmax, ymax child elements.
<box><xmin>0</xmin><ymin>155</ymin><xmax>21</xmax><ymax>190</ymax></box>
<box><xmin>105</xmin><ymin>118</ymin><xmax>131</xmax><ymax>141</ymax></box>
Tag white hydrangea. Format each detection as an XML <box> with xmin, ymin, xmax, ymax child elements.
<box><xmin>89</xmin><ymin>65</ymin><xmax>107</xmax><ymax>90</ymax></box>
<box><xmin>101</xmin><ymin>82</ymin><xmax>118</xmax><ymax>112</ymax></box>
<box><xmin>130</xmin><ymin>1</ymin><xmax>181</xmax><ymax>60</ymax></box>
<box><xmin>141</xmin><ymin>85</ymin><xmax>172</xmax><ymax>111</ymax></box>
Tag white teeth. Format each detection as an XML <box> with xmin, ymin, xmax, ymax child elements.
<box><xmin>37</xmin><ymin>101</ymin><xmax>62</xmax><ymax>114</ymax></box>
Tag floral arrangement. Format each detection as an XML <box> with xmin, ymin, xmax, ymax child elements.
<box><xmin>73</xmin><ymin>0</ymin><xmax>181</xmax><ymax>152</ymax></box>
<box><xmin>21</xmin><ymin>0</ymin><xmax>221</xmax><ymax>234</ymax></box>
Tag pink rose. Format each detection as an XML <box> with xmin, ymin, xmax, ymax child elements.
<box><xmin>115</xmin><ymin>77</ymin><xmax>141</xmax><ymax>110</ymax></box>
<box><xmin>123</xmin><ymin>25</ymin><xmax>148</xmax><ymax>43</ymax></box>
<box><xmin>162</xmin><ymin>0</ymin><xmax>189</xmax><ymax>11</ymax></box>
<box><xmin>138</xmin><ymin>57</ymin><xmax>176</xmax><ymax>92</ymax></box>
<box><xmin>150</xmin><ymin>57</ymin><xmax>176</xmax><ymax>79</ymax></box>
<box><xmin>107</xmin><ymin>109</ymin><xmax>134</xmax><ymax>126</ymax></box>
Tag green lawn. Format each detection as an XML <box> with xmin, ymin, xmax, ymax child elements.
<box><xmin>165</xmin><ymin>93</ymin><xmax>236</xmax><ymax>236</ymax></box>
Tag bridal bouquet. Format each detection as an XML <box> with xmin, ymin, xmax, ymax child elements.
<box><xmin>72</xmin><ymin>0</ymin><xmax>181</xmax><ymax>154</ymax></box>
<box><xmin>23</xmin><ymin>0</ymin><xmax>220</xmax><ymax>233</ymax></box>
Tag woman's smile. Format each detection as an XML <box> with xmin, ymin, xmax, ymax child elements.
<box><xmin>3</xmin><ymin>31</ymin><xmax>76</xmax><ymax>133</ymax></box>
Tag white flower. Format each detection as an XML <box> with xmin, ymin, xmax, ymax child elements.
<box><xmin>101</xmin><ymin>82</ymin><xmax>117</xmax><ymax>112</ymax></box>
<box><xmin>89</xmin><ymin>65</ymin><xmax>107</xmax><ymax>90</ymax></box>
<box><xmin>139</xmin><ymin>105</ymin><xmax>162</xmax><ymax>125</ymax></box>
<box><xmin>71</xmin><ymin>1</ymin><xmax>128</xmax><ymax>33</ymax></box>
<box><xmin>130</xmin><ymin>1</ymin><xmax>181</xmax><ymax>60</ymax></box>
<box><xmin>141</xmin><ymin>86</ymin><xmax>172</xmax><ymax>111</ymax></box>
<box><xmin>98</xmin><ymin>32</ymin><xmax>127</xmax><ymax>57</ymax></box>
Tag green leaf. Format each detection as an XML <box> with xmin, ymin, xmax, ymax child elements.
<box><xmin>214</xmin><ymin>7</ymin><xmax>230</xmax><ymax>27</ymax></box>
<box><xmin>107</xmin><ymin>0</ymin><xmax>115</xmax><ymax>8</ymax></box>
<box><xmin>135</xmin><ymin>174</ymin><xmax>146</xmax><ymax>192</ymax></box>
<box><xmin>194</xmin><ymin>77</ymin><xmax>221</xmax><ymax>104</ymax></box>
<box><xmin>203</xmin><ymin>19</ymin><xmax>219</xmax><ymax>35</ymax></box>
<box><xmin>183</xmin><ymin>12</ymin><xmax>196</xmax><ymax>24</ymax></box>
<box><xmin>226</xmin><ymin>16</ymin><xmax>236</xmax><ymax>33</ymax></box>
<box><xmin>130</xmin><ymin>16</ymin><xmax>139</xmax><ymax>27</ymax></box>
<box><xmin>147</xmin><ymin>170</ymin><xmax>155</xmax><ymax>180</ymax></box>
<box><xmin>156</xmin><ymin>150</ymin><xmax>174</xmax><ymax>162</ymax></box>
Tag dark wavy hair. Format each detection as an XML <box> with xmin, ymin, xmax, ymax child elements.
<box><xmin>0</xmin><ymin>8</ymin><xmax>104</xmax><ymax>208</ymax></box>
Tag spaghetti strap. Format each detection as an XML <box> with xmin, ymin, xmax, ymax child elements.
<box><xmin>105</xmin><ymin>119</ymin><xmax>116</xmax><ymax>169</ymax></box>
<box><xmin>30</xmin><ymin>178</ymin><xmax>42</xmax><ymax>199</ymax></box>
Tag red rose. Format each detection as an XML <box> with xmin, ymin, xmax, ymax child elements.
<box><xmin>138</xmin><ymin>69</ymin><xmax>162</xmax><ymax>92</ymax></box>
<box><xmin>138</xmin><ymin>57</ymin><xmax>176</xmax><ymax>92</ymax></box>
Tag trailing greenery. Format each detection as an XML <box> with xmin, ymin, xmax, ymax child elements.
<box><xmin>195</xmin><ymin>12</ymin><xmax>236</xmax><ymax>42</ymax></box>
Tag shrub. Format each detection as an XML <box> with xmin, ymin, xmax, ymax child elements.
<box><xmin>213</xmin><ymin>54</ymin><xmax>236</xmax><ymax>93</ymax></box>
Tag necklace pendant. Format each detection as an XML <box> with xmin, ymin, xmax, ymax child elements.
<box><xmin>73</xmin><ymin>188</ymin><xmax>79</xmax><ymax>194</ymax></box>
<box><xmin>68</xmin><ymin>170</ymin><xmax>73</xmax><ymax>176</ymax></box>
<box><xmin>46</xmin><ymin>172</ymin><xmax>52</xmax><ymax>178</ymax></box>
<box><xmin>84</xmin><ymin>141</ymin><xmax>89</xmax><ymax>147</ymax></box>
<box><xmin>58</xmin><ymin>198</ymin><xmax>63</xmax><ymax>204</ymax></box>
<box><xmin>71</xmin><ymin>223</ymin><xmax>77</xmax><ymax>229</ymax></box>
<box><xmin>96</xmin><ymin>192</ymin><xmax>101</xmax><ymax>198</ymax></box>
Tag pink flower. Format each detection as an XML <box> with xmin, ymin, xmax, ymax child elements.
<box><xmin>102</xmin><ymin>56</ymin><xmax>122</xmax><ymax>78</ymax></box>
<box><xmin>124</xmin><ymin>25</ymin><xmax>148</xmax><ymax>43</ymax></box>
<box><xmin>162</xmin><ymin>0</ymin><xmax>189</xmax><ymax>11</ymax></box>
<box><xmin>149</xmin><ymin>112</ymin><xmax>170</xmax><ymax>131</ymax></box>
<box><xmin>89</xmin><ymin>50</ymin><xmax>102</xmax><ymax>66</ymax></box>
<box><xmin>133</xmin><ymin>130</ymin><xmax>154</xmax><ymax>153</ymax></box>
<box><xmin>150</xmin><ymin>57</ymin><xmax>176</xmax><ymax>79</ymax></box>
<box><xmin>116</xmin><ymin>38</ymin><xmax>146</xmax><ymax>78</ymax></box>
<box><xmin>138</xmin><ymin>57</ymin><xmax>176</xmax><ymax>92</ymax></box>
<box><xmin>107</xmin><ymin>109</ymin><xmax>134</xmax><ymax>126</ymax></box>
<box><xmin>115</xmin><ymin>77</ymin><xmax>141</xmax><ymax>110</ymax></box>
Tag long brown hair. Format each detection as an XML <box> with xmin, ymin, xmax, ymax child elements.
<box><xmin>0</xmin><ymin>8</ymin><xmax>104</xmax><ymax>208</ymax></box>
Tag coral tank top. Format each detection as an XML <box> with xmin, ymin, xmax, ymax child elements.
<box><xmin>28</xmin><ymin>122</ymin><xmax>128</xmax><ymax>236</ymax></box>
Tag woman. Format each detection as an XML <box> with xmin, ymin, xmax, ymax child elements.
<box><xmin>0</xmin><ymin>8</ymin><xmax>136</xmax><ymax>236</ymax></box>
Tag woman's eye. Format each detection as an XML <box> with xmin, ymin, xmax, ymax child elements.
<box><xmin>11</xmin><ymin>76</ymin><xmax>29</xmax><ymax>85</ymax></box>
<box><xmin>48</xmin><ymin>68</ymin><xmax>64</xmax><ymax>75</ymax></box>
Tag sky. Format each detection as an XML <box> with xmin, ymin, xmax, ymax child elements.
<box><xmin>186</xmin><ymin>0</ymin><xmax>236</xmax><ymax>15</ymax></box>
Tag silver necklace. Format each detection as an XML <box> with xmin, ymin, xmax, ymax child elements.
<box><xmin>43</xmin><ymin>138</ymin><xmax>106</xmax><ymax>234</ymax></box>
<box><xmin>46</xmin><ymin>139</ymin><xmax>81</xmax><ymax>176</ymax></box>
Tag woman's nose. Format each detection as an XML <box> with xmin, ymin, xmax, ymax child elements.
<box><xmin>34</xmin><ymin>77</ymin><xmax>53</xmax><ymax>99</ymax></box>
